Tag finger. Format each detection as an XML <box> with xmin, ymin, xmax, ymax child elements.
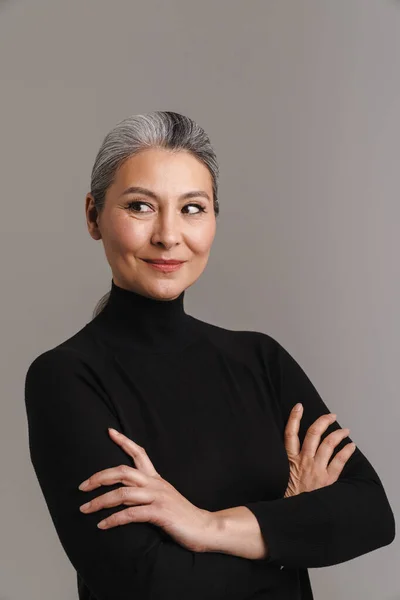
<box><xmin>283</xmin><ymin>404</ymin><xmax>303</xmax><ymax>457</ymax></box>
<box><xmin>79</xmin><ymin>464</ymin><xmax>147</xmax><ymax>491</ymax></box>
<box><xmin>301</xmin><ymin>413</ymin><xmax>337</xmax><ymax>458</ymax></box>
<box><xmin>326</xmin><ymin>442</ymin><xmax>357</xmax><ymax>481</ymax></box>
<box><xmin>314</xmin><ymin>428</ymin><xmax>350</xmax><ymax>469</ymax></box>
<box><xmin>108</xmin><ymin>429</ymin><xmax>159</xmax><ymax>477</ymax></box>
<box><xmin>97</xmin><ymin>504</ymin><xmax>154</xmax><ymax>529</ymax></box>
<box><xmin>80</xmin><ymin>486</ymin><xmax>152</xmax><ymax>514</ymax></box>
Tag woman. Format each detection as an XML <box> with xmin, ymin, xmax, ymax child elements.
<box><xmin>24</xmin><ymin>111</ymin><xmax>395</xmax><ymax>600</ymax></box>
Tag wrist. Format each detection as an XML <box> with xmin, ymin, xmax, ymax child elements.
<box><xmin>200</xmin><ymin>510</ymin><xmax>225</xmax><ymax>553</ymax></box>
<box><xmin>202</xmin><ymin>506</ymin><xmax>268</xmax><ymax>560</ymax></box>
<box><xmin>194</xmin><ymin>509</ymin><xmax>221</xmax><ymax>553</ymax></box>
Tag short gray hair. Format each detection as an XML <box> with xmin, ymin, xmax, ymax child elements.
<box><xmin>90</xmin><ymin>111</ymin><xmax>220</xmax><ymax>318</ymax></box>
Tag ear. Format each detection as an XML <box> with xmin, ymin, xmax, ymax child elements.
<box><xmin>85</xmin><ymin>194</ymin><xmax>102</xmax><ymax>240</ymax></box>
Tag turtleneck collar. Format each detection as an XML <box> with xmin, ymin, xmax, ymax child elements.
<box><xmin>90</xmin><ymin>279</ymin><xmax>199</xmax><ymax>353</ymax></box>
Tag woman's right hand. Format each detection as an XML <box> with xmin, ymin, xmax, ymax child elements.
<box><xmin>283</xmin><ymin>404</ymin><xmax>357</xmax><ymax>498</ymax></box>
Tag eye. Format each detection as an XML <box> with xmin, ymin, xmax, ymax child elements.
<box><xmin>125</xmin><ymin>201</ymin><xmax>207</xmax><ymax>215</ymax></box>
<box><xmin>183</xmin><ymin>203</ymin><xmax>207</xmax><ymax>215</ymax></box>
<box><xmin>126</xmin><ymin>201</ymin><xmax>152</xmax><ymax>213</ymax></box>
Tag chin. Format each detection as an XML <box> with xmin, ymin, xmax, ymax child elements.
<box><xmin>143</xmin><ymin>280</ymin><xmax>184</xmax><ymax>300</ymax></box>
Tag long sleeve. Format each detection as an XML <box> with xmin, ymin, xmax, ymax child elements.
<box><xmin>24</xmin><ymin>347</ymin><xmax>282</xmax><ymax>600</ymax></box>
<box><xmin>243</xmin><ymin>335</ymin><xmax>396</xmax><ymax>570</ymax></box>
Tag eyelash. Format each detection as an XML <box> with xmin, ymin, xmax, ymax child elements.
<box><xmin>125</xmin><ymin>201</ymin><xmax>207</xmax><ymax>215</ymax></box>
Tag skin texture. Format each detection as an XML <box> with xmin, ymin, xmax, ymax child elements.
<box><xmin>85</xmin><ymin>147</ymin><xmax>217</xmax><ymax>301</ymax></box>
<box><xmin>78</xmin><ymin>429</ymin><xmax>215</xmax><ymax>554</ymax></box>
<box><xmin>283</xmin><ymin>404</ymin><xmax>355</xmax><ymax>498</ymax></box>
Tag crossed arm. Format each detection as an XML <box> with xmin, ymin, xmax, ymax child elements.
<box><xmin>76</xmin><ymin>401</ymin><xmax>351</xmax><ymax>563</ymax></box>
<box><xmin>24</xmin><ymin>343</ymin><xmax>395</xmax><ymax>599</ymax></box>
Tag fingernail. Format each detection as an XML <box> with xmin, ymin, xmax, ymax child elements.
<box><xmin>294</xmin><ymin>403</ymin><xmax>302</xmax><ymax>411</ymax></box>
<box><xmin>109</xmin><ymin>428</ymin><xmax>120</xmax><ymax>435</ymax></box>
<box><xmin>79</xmin><ymin>480</ymin><xmax>89</xmax><ymax>490</ymax></box>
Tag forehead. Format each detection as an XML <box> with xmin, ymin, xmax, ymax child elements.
<box><xmin>113</xmin><ymin>148</ymin><xmax>213</xmax><ymax>192</ymax></box>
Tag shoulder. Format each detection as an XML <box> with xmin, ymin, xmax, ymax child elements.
<box><xmin>27</xmin><ymin>314</ymin><xmax>112</xmax><ymax>365</ymax></box>
<box><xmin>24</xmin><ymin>320</ymin><xmax>107</xmax><ymax>388</ymax></box>
<box><xmin>189</xmin><ymin>315</ymin><xmax>281</xmax><ymax>364</ymax></box>
<box><xmin>24</xmin><ymin>328</ymin><xmax>116</xmax><ymax>419</ymax></box>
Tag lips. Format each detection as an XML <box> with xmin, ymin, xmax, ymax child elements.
<box><xmin>144</xmin><ymin>260</ymin><xmax>185</xmax><ymax>273</ymax></box>
<box><xmin>144</xmin><ymin>260</ymin><xmax>184</xmax><ymax>265</ymax></box>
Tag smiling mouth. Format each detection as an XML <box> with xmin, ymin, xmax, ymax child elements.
<box><xmin>143</xmin><ymin>260</ymin><xmax>186</xmax><ymax>265</ymax></box>
<box><xmin>143</xmin><ymin>260</ymin><xmax>185</xmax><ymax>272</ymax></box>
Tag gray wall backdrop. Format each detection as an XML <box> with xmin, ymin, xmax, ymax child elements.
<box><xmin>0</xmin><ymin>0</ymin><xmax>398</xmax><ymax>598</ymax></box>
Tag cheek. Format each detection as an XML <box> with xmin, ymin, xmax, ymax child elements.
<box><xmin>189</xmin><ymin>224</ymin><xmax>216</xmax><ymax>255</ymax></box>
<box><xmin>107</xmin><ymin>218</ymin><xmax>149</xmax><ymax>252</ymax></box>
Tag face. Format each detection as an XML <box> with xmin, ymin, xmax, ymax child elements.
<box><xmin>86</xmin><ymin>148</ymin><xmax>217</xmax><ymax>300</ymax></box>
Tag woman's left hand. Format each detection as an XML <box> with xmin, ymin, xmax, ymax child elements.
<box><xmin>78</xmin><ymin>428</ymin><xmax>214</xmax><ymax>553</ymax></box>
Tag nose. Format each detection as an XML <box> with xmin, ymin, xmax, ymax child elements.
<box><xmin>150</xmin><ymin>206</ymin><xmax>183</xmax><ymax>248</ymax></box>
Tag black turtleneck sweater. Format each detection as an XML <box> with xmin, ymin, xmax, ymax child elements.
<box><xmin>24</xmin><ymin>280</ymin><xmax>395</xmax><ymax>600</ymax></box>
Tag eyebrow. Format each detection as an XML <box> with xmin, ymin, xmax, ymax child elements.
<box><xmin>120</xmin><ymin>186</ymin><xmax>211</xmax><ymax>202</ymax></box>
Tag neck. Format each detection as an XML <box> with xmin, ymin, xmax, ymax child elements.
<box><xmin>91</xmin><ymin>279</ymin><xmax>197</xmax><ymax>352</ymax></box>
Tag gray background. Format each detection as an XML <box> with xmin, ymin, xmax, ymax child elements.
<box><xmin>0</xmin><ymin>0</ymin><xmax>398</xmax><ymax>598</ymax></box>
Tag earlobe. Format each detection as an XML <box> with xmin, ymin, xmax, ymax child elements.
<box><xmin>86</xmin><ymin>214</ymin><xmax>102</xmax><ymax>240</ymax></box>
<box><xmin>90</xmin><ymin>224</ymin><xmax>102</xmax><ymax>241</ymax></box>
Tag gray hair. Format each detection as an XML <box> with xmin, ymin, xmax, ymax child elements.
<box><xmin>90</xmin><ymin>111</ymin><xmax>220</xmax><ymax>318</ymax></box>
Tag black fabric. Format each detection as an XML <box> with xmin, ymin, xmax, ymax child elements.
<box><xmin>24</xmin><ymin>279</ymin><xmax>395</xmax><ymax>599</ymax></box>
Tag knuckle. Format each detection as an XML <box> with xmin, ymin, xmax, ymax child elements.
<box><xmin>307</xmin><ymin>424</ymin><xmax>320</xmax><ymax>436</ymax></box>
<box><xmin>316</xmin><ymin>414</ymin><xmax>328</xmax><ymax>421</ymax></box>
<box><xmin>324</xmin><ymin>435</ymin><xmax>336</xmax><ymax>448</ymax></box>
<box><xmin>310</xmin><ymin>414</ymin><xmax>335</xmax><ymax>432</ymax></box>
<box><xmin>335</xmin><ymin>429</ymin><xmax>349</xmax><ymax>441</ymax></box>
<box><xmin>120</xmin><ymin>465</ymin><xmax>131</xmax><ymax>476</ymax></box>
<box><xmin>127</xmin><ymin>507</ymin><xmax>137</xmax><ymax>519</ymax></box>
<box><xmin>119</xmin><ymin>486</ymin><xmax>130</xmax><ymax>500</ymax></box>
